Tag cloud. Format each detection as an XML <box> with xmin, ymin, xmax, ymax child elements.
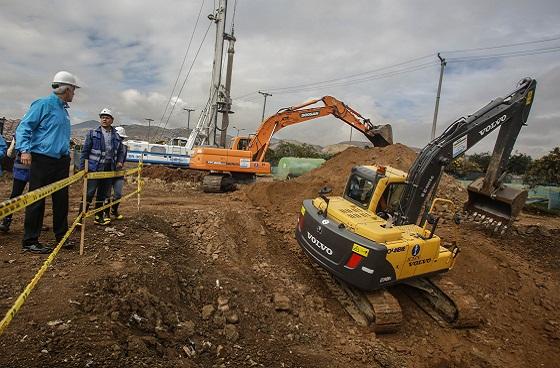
<box><xmin>0</xmin><ymin>0</ymin><xmax>558</xmax><ymax>157</ymax></box>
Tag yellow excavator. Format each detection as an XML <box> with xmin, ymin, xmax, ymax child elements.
<box><xmin>295</xmin><ymin>78</ymin><xmax>537</xmax><ymax>332</ymax></box>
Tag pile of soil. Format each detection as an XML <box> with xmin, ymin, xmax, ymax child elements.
<box><xmin>245</xmin><ymin>143</ymin><xmax>466</xmax><ymax>215</ymax></box>
<box><xmin>142</xmin><ymin>166</ymin><xmax>205</xmax><ymax>183</ymax></box>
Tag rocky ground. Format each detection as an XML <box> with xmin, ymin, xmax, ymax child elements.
<box><xmin>0</xmin><ymin>144</ymin><xmax>558</xmax><ymax>367</ymax></box>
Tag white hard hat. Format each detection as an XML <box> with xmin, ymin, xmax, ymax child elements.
<box><xmin>115</xmin><ymin>126</ymin><xmax>128</xmax><ymax>138</ymax></box>
<box><xmin>99</xmin><ymin>108</ymin><xmax>114</xmax><ymax>119</ymax></box>
<box><xmin>52</xmin><ymin>71</ymin><xmax>80</xmax><ymax>88</ymax></box>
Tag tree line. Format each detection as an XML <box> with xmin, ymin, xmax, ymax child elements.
<box><xmin>445</xmin><ymin>147</ymin><xmax>560</xmax><ymax>186</ymax></box>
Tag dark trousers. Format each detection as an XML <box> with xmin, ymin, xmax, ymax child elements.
<box><xmin>4</xmin><ymin>179</ymin><xmax>28</xmax><ymax>222</ymax></box>
<box><xmin>86</xmin><ymin>162</ymin><xmax>113</xmax><ymax>208</ymax></box>
<box><xmin>23</xmin><ymin>153</ymin><xmax>70</xmax><ymax>245</ymax></box>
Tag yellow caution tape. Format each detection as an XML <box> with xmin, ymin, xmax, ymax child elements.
<box><xmin>0</xmin><ymin>162</ymin><xmax>144</xmax><ymax>336</ymax></box>
<box><xmin>0</xmin><ymin>215</ymin><xmax>82</xmax><ymax>335</ymax></box>
<box><xmin>86</xmin><ymin>167</ymin><xmax>140</xmax><ymax>180</ymax></box>
<box><xmin>83</xmin><ymin>184</ymin><xmax>144</xmax><ymax>218</ymax></box>
<box><xmin>0</xmin><ymin>171</ymin><xmax>85</xmax><ymax>220</ymax></box>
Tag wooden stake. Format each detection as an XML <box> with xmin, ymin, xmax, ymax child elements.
<box><xmin>137</xmin><ymin>157</ymin><xmax>142</xmax><ymax>212</ymax></box>
<box><xmin>80</xmin><ymin>161</ymin><xmax>88</xmax><ymax>256</ymax></box>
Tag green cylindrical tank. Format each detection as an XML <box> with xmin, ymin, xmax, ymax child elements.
<box><xmin>549</xmin><ymin>188</ymin><xmax>560</xmax><ymax>210</ymax></box>
<box><xmin>275</xmin><ymin>157</ymin><xmax>325</xmax><ymax>180</ymax></box>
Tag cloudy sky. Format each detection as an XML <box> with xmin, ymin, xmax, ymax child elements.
<box><xmin>0</xmin><ymin>0</ymin><xmax>559</xmax><ymax>156</ymax></box>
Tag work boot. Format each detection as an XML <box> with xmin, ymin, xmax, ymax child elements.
<box><xmin>94</xmin><ymin>213</ymin><xmax>109</xmax><ymax>225</ymax></box>
<box><xmin>22</xmin><ymin>241</ymin><xmax>52</xmax><ymax>254</ymax></box>
<box><xmin>111</xmin><ymin>203</ymin><xmax>123</xmax><ymax>220</ymax></box>
<box><xmin>0</xmin><ymin>217</ymin><xmax>12</xmax><ymax>233</ymax></box>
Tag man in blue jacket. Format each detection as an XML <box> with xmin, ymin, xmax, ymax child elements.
<box><xmin>0</xmin><ymin>135</ymin><xmax>6</xmax><ymax>173</ymax></box>
<box><xmin>0</xmin><ymin>136</ymin><xmax>31</xmax><ymax>232</ymax></box>
<box><xmin>16</xmin><ymin>71</ymin><xmax>80</xmax><ymax>254</ymax></box>
<box><xmin>79</xmin><ymin>108</ymin><xmax>125</xmax><ymax>225</ymax></box>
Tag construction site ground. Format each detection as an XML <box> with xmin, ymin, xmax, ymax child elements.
<box><xmin>0</xmin><ymin>144</ymin><xmax>559</xmax><ymax>368</ymax></box>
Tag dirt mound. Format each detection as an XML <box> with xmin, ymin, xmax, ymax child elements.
<box><xmin>142</xmin><ymin>166</ymin><xmax>205</xmax><ymax>183</ymax></box>
<box><xmin>245</xmin><ymin>144</ymin><xmax>466</xmax><ymax>215</ymax></box>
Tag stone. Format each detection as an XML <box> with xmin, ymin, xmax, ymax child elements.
<box><xmin>213</xmin><ymin>313</ymin><xmax>226</xmax><ymax>327</ymax></box>
<box><xmin>224</xmin><ymin>324</ymin><xmax>239</xmax><ymax>342</ymax></box>
<box><xmin>226</xmin><ymin>312</ymin><xmax>239</xmax><ymax>324</ymax></box>
<box><xmin>202</xmin><ymin>304</ymin><xmax>215</xmax><ymax>320</ymax></box>
<box><xmin>217</xmin><ymin>296</ymin><xmax>229</xmax><ymax>306</ymax></box>
<box><xmin>273</xmin><ymin>293</ymin><xmax>291</xmax><ymax>312</ymax></box>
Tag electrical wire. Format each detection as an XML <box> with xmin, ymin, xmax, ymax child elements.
<box><xmin>156</xmin><ymin>0</ymin><xmax>206</xmax><ymax>135</ymax></box>
<box><xmin>441</xmin><ymin>35</ymin><xmax>560</xmax><ymax>54</ymax></box>
<box><xmin>447</xmin><ymin>46</ymin><xmax>560</xmax><ymax>62</ymax></box>
<box><xmin>155</xmin><ymin>21</ymin><xmax>213</xmax><ymax>141</ymax></box>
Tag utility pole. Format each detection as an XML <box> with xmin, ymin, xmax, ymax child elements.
<box><xmin>219</xmin><ymin>32</ymin><xmax>236</xmax><ymax>148</ymax></box>
<box><xmin>431</xmin><ymin>53</ymin><xmax>447</xmax><ymax>141</ymax></box>
<box><xmin>258</xmin><ymin>91</ymin><xmax>272</xmax><ymax>122</ymax></box>
<box><xmin>349</xmin><ymin>127</ymin><xmax>353</xmax><ymax>142</ymax></box>
<box><xmin>145</xmin><ymin>118</ymin><xmax>154</xmax><ymax>142</ymax></box>
<box><xmin>183</xmin><ymin>108</ymin><xmax>195</xmax><ymax>132</ymax></box>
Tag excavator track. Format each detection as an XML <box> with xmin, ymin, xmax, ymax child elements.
<box><xmin>311</xmin><ymin>262</ymin><xmax>402</xmax><ymax>333</ymax></box>
<box><xmin>202</xmin><ymin>174</ymin><xmax>235</xmax><ymax>193</ymax></box>
<box><xmin>403</xmin><ymin>276</ymin><xmax>480</xmax><ymax>328</ymax></box>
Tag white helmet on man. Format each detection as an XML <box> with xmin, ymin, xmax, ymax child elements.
<box><xmin>52</xmin><ymin>71</ymin><xmax>80</xmax><ymax>88</ymax></box>
<box><xmin>99</xmin><ymin>108</ymin><xmax>114</xmax><ymax>119</ymax></box>
<box><xmin>115</xmin><ymin>126</ymin><xmax>128</xmax><ymax>138</ymax></box>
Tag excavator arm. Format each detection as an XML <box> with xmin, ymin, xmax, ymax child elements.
<box><xmin>247</xmin><ymin>96</ymin><xmax>393</xmax><ymax>162</ymax></box>
<box><xmin>394</xmin><ymin>78</ymin><xmax>536</xmax><ymax>227</ymax></box>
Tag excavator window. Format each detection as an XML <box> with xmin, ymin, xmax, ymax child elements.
<box><xmin>376</xmin><ymin>183</ymin><xmax>406</xmax><ymax>217</ymax></box>
<box><xmin>345</xmin><ymin>174</ymin><xmax>376</xmax><ymax>208</ymax></box>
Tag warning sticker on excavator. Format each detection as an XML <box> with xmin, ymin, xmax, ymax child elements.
<box><xmin>452</xmin><ymin>135</ymin><xmax>467</xmax><ymax>158</ymax></box>
<box><xmin>526</xmin><ymin>90</ymin><xmax>534</xmax><ymax>105</ymax></box>
<box><xmin>352</xmin><ymin>244</ymin><xmax>369</xmax><ymax>257</ymax></box>
<box><xmin>240</xmin><ymin>158</ymin><xmax>250</xmax><ymax>168</ymax></box>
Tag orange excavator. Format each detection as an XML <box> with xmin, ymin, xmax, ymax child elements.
<box><xmin>188</xmin><ymin>96</ymin><xmax>393</xmax><ymax>192</ymax></box>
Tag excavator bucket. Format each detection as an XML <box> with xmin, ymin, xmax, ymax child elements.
<box><xmin>464</xmin><ymin>177</ymin><xmax>528</xmax><ymax>232</ymax></box>
<box><xmin>366</xmin><ymin>124</ymin><xmax>393</xmax><ymax>147</ymax></box>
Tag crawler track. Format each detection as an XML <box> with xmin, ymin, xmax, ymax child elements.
<box><xmin>312</xmin><ymin>262</ymin><xmax>402</xmax><ymax>333</ymax></box>
<box><xmin>403</xmin><ymin>276</ymin><xmax>481</xmax><ymax>328</ymax></box>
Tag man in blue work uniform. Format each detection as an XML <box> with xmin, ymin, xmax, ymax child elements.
<box><xmin>0</xmin><ymin>135</ymin><xmax>6</xmax><ymax>173</ymax></box>
<box><xmin>79</xmin><ymin>108</ymin><xmax>125</xmax><ymax>225</ymax></box>
<box><xmin>16</xmin><ymin>71</ymin><xmax>80</xmax><ymax>253</ymax></box>
<box><xmin>104</xmin><ymin>126</ymin><xmax>128</xmax><ymax>220</ymax></box>
<box><xmin>0</xmin><ymin>135</ymin><xmax>31</xmax><ymax>232</ymax></box>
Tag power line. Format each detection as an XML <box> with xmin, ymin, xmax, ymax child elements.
<box><xmin>155</xmin><ymin>21</ymin><xmax>213</xmax><ymax>141</ymax></box>
<box><xmin>232</xmin><ymin>54</ymin><xmax>434</xmax><ymax>101</ymax></box>
<box><xmin>233</xmin><ymin>37</ymin><xmax>560</xmax><ymax>103</ymax></box>
<box><xmin>441</xmin><ymin>35</ymin><xmax>560</xmax><ymax>54</ymax></box>
<box><xmin>266</xmin><ymin>54</ymin><xmax>434</xmax><ymax>93</ymax></box>
<box><xmin>156</xmin><ymin>0</ymin><xmax>206</xmax><ymax>133</ymax></box>
<box><xmin>447</xmin><ymin>45</ymin><xmax>560</xmax><ymax>62</ymax></box>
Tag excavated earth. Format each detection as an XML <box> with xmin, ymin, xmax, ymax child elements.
<box><xmin>0</xmin><ymin>144</ymin><xmax>559</xmax><ymax>368</ymax></box>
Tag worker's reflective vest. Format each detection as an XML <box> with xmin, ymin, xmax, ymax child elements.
<box><xmin>80</xmin><ymin>127</ymin><xmax>124</xmax><ymax>172</ymax></box>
